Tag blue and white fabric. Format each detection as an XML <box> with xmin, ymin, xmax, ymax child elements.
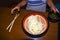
<box><xmin>26</xmin><ymin>0</ymin><xmax>46</xmax><ymax>12</ymax></box>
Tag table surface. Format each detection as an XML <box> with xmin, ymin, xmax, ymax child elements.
<box><xmin>0</xmin><ymin>8</ymin><xmax>58</xmax><ymax>40</ymax></box>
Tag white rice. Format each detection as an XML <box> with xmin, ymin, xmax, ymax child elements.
<box><xmin>26</xmin><ymin>15</ymin><xmax>44</xmax><ymax>34</ymax></box>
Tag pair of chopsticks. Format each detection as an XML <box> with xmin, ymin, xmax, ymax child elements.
<box><xmin>6</xmin><ymin>13</ymin><xmax>20</xmax><ymax>32</ymax></box>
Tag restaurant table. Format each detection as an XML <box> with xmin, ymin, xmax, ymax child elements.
<box><xmin>0</xmin><ymin>8</ymin><xmax>58</xmax><ymax>40</ymax></box>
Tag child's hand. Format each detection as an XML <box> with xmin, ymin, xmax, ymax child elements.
<box><xmin>11</xmin><ymin>6</ymin><xmax>20</xmax><ymax>14</ymax></box>
<box><xmin>51</xmin><ymin>6</ymin><xmax>59</xmax><ymax>13</ymax></box>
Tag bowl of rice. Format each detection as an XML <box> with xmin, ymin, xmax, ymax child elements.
<box><xmin>22</xmin><ymin>12</ymin><xmax>49</xmax><ymax>38</ymax></box>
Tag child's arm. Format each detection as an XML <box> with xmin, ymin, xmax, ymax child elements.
<box><xmin>11</xmin><ymin>0</ymin><xmax>26</xmax><ymax>14</ymax></box>
<box><xmin>47</xmin><ymin>0</ymin><xmax>59</xmax><ymax>13</ymax></box>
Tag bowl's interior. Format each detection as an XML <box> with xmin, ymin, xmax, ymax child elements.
<box><xmin>49</xmin><ymin>13</ymin><xmax>57</xmax><ymax>19</ymax></box>
<box><xmin>23</xmin><ymin>13</ymin><xmax>48</xmax><ymax>35</ymax></box>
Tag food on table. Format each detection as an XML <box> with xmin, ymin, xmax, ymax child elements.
<box><xmin>50</xmin><ymin>13</ymin><xmax>57</xmax><ymax>19</ymax></box>
<box><xmin>23</xmin><ymin>14</ymin><xmax>48</xmax><ymax>35</ymax></box>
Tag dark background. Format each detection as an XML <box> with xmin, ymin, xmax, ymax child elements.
<box><xmin>0</xmin><ymin>0</ymin><xmax>60</xmax><ymax>7</ymax></box>
<box><xmin>0</xmin><ymin>0</ymin><xmax>22</xmax><ymax>7</ymax></box>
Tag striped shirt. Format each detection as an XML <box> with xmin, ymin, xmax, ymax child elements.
<box><xmin>26</xmin><ymin>0</ymin><xmax>46</xmax><ymax>12</ymax></box>
<box><xmin>27</xmin><ymin>0</ymin><xmax>46</xmax><ymax>6</ymax></box>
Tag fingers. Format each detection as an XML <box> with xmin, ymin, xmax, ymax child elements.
<box><xmin>51</xmin><ymin>6</ymin><xmax>59</xmax><ymax>13</ymax></box>
<box><xmin>55</xmin><ymin>8</ymin><xmax>59</xmax><ymax>13</ymax></box>
<box><xmin>11</xmin><ymin>7</ymin><xmax>20</xmax><ymax>14</ymax></box>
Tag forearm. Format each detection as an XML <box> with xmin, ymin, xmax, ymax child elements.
<box><xmin>47</xmin><ymin>0</ymin><xmax>55</xmax><ymax>8</ymax></box>
<box><xmin>17</xmin><ymin>0</ymin><xmax>27</xmax><ymax>7</ymax></box>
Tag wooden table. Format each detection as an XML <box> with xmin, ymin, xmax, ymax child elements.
<box><xmin>0</xmin><ymin>8</ymin><xmax>58</xmax><ymax>40</ymax></box>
